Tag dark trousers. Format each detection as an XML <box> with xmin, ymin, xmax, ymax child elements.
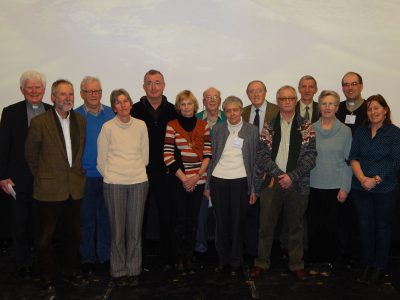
<box><xmin>150</xmin><ymin>176</ymin><xmax>175</xmax><ymax>264</ymax></box>
<box><xmin>35</xmin><ymin>198</ymin><xmax>81</xmax><ymax>281</ymax></box>
<box><xmin>307</xmin><ymin>188</ymin><xmax>340</xmax><ymax>263</ymax></box>
<box><xmin>211</xmin><ymin>176</ymin><xmax>248</xmax><ymax>268</ymax></box>
<box><xmin>11</xmin><ymin>192</ymin><xmax>34</xmax><ymax>268</ymax></box>
<box><xmin>80</xmin><ymin>177</ymin><xmax>110</xmax><ymax>264</ymax></box>
<box><xmin>337</xmin><ymin>192</ymin><xmax>359</xmax><ymax>261</ymax></box>
<box><xmin>168</xmin><ymin>174</ymin><xmax>203</xmax><ymax>262</ymax></box>
<box><xmin>353</xmin><ymin>190</ymin><xmax>396</xmax><ymax>269</ymax></box>
<box><xmin>244</xmin><ymin>199</ymin><xmax>260</xmax><ymax>257</ymax></box>
<box><xmin>195</xmin><ymin>196</ymin><xmax>210</xmax><ymax>253</ymax></box>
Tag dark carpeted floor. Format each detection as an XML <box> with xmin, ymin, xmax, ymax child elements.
<box><xmin>1</xmin><ymin>240</ymin><xmax>400</xmax><ymax>300</ymax></box>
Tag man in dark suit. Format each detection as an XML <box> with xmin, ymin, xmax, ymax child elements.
<box><xmin>295</xmin><ymin>75</ymin><xmax>319</xmax><ymax>123</ymax></box>
<box><xmin>0</xmin><ymin>70</ymin><xmax>51</xmax><ymax>279</ymax></box>
<box><xmin>241</xmin><ymin>80</ymin><xmax>279</xmax><ymax>258</ymax></box>
<box><xmin>25</xmin><ymin>79</ymin><xmax>87</xmax><ymax>295</ymax></box>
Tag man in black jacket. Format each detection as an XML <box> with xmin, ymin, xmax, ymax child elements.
<box><xmin>131</xmin><ymin>69</ymin><xmax>177</xmax><ymax>269</ymax></box>
<box><xmin>0</xmin><ymin>70</ymin><xmax>51</xmax><ymax>279</ymax></box>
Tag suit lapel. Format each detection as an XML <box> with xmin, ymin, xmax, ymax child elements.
<box><xmin>69</xmin><ymin>111</ymin><xmax>80</xmax><ymax>165</ymax></box>
<box><xmin>14</xmin><ymin>101</ymin><xmax>29</xmax><ymax>138</ymax></box>
<box><xmin>295</xmin><ymin>101</ymin><xmax>301</xmax><ymax>116</ymax></box>
<box><xmin>312</xmin><ymin>101</ymin><xmax>320</xmax><ymax>123</ymax></box>
<box><xmin>45</xmin><ymin>110</ymin><xmax>69</xmax><ymax>162</ymax></box>
<box><xmin>242</xmin><ymin>106</ymin><xmax>251</xmax><ymax>123</ymax></box>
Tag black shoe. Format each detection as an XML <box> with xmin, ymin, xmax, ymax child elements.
<box><xmin>63</xmin><ymin>273</ymin><xmax>89</xmax><ymax>287</ymax></box>
<box><xmin>113</xmin><ymin>276</ymin><xmax>128</xmax><ymax>287</ymax></box>
<box><xmin>18</xmin><ymin>266</ymin><xmax>33</xmax><ymax>280</ymax></box>
<box><xmin>370</xmin><ymin>268</ymin><xmax>386</xmax><ymax>284</ymax></box>
<box><xmin>215</xmin><ymin>264</ymin><xmax>229</xmax><ymax>273</ymax></box>
<box><xmin>356</xmin><ymin>266</ymin><xmax>371</xmax><ymax>285</ymax></box>
<box><xmin>320</xmin><ymin>263</ymin><xmax>333</xmax><ymax>277</ymax></box>
<box><xmin>127</xmin><ymin>276</ymin><xmax>139</xmax><ymax>287</ymax></box>
<box><xmin>162</xmin><ymin>264</ymin><xmax>174</xmax><ymax>271</ymax></box>
<box><xmin>40</xmin><ymin>281</ymin><xmax>56</xmax><ymax>298</ymax></box>
<box><xmin>230</xmin><ymin>266</ymin><xmax>241</xmax><ymax>277</ymax></box>
<box><xmin>81</xmin><ymin>262</ymin><xmax>95</xmax><ymax>275</ymax></box>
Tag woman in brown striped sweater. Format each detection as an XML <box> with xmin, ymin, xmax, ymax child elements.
<box><xmin>163</xmin><ymin>90</ymin><xmax>211</xmax><ymax>273</ymax></box>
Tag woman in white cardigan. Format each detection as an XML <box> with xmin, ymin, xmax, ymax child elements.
<box><xmin>97</xmin><ymin>89</ymin><xmax>149</xmax><ymax>287</ymax></box>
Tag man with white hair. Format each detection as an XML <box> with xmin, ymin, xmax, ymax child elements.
<box><xmin>0</xmin><ymin>70</ymin><xmax>51</xmax><ymax>279</ymax></box>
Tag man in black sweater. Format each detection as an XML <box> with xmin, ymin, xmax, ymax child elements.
<box><xmin>131</xmin><ymin>70</ymin><xmax>177</xmax><ymax>269</ymax></box>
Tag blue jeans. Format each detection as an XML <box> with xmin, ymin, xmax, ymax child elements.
<box><xmin>80</xmin><ymin>177</ymin><xmax>111</xmax><ymax>264</ymax></box>
<box><xmin>352</xmin><ymin>189</ymin><xmax>396</xmax><ymax>269</ymax></box>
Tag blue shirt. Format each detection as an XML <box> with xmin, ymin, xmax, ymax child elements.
<box><xmin>75</xmin><ymin>104</ymin><xmax>115</xmax><ymax>177</ymax></box>
<box><xmin>349</xmin><ymin>123</ymin><xmax>400</xmax><ymax>193</ymax></box>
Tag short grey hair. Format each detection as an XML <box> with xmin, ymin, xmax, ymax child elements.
<box><xmin>318</xmin><ymin>90</ymin><xmax>340</xmax><ymax>106</ymax></box>
<box><xmin>222</xmin><ymin>96</ymin><xmax>243</xmax><ymax>110</ymax></box>
<box><xmin>298</xmin><ymin>75</ymin><xmax>317</xmax><ymax>88</ymax></box>
<box><xmin>51</xmin><ymin>79</ymin><xmax>73</xmax><ymax>95</ymax></box>
<box><xmin>80</xmin><ymin>76</ymin><xmax>101</xmax><ymax>90</ymax></box>
<box><xmin>20</xmin><ymin>70</ymin><xmax>46</xmax><ymax>88</ymax></box>
<box><xmin>276</xmin><ymin>85</ymin><xmax>297</xmax><ymax>100</ymax></box>
<box><xmin>203</xmin><ymin>87</ymin><xmax>221</xmax><ymax>99</ymax></box>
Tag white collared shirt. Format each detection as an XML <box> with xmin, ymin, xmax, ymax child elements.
<box><xmin>250</xmin><ymin>100</ymin><xmax>267</xmax><ymax>134</ymax></box>
<box><xmin>55</xmin><ymin>110</ymin><xmax>72</xmax><ymax>167</ymax></box>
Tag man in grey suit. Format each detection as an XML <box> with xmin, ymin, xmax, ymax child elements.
<box><xmin>295</xmin><ymin>75</ymin><xmax>319</xmax><ymax>123</ymax></box>
<box><xmin>25</xmin><ymin>79</ymin><xmax>87</xmax><ymax>295</ymax></box>
<box><xmin>0</xmin><ymin>70</ymin><xmax>51</xmax><ymax>279</ymax></box>
<box><xmin>241</xmin><ymin>80</ymin><xmax>279</xmax><ymax>258</ymax></box>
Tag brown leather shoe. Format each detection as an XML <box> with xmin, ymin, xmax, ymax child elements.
<box><xmin>250</xmin><ymin>266</ymin><xmax>264</xmax><ymax>278</ymax></box>
<box><xmin>292</xmin><ymin>269</ymin><xmax>307</xmax><ymax>280</ymax></box>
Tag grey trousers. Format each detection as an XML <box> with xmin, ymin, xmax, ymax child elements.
<box><xmin>103</xmin><ymin>181</ymin><xmax>148</xmax><ymax>278</ymax></box>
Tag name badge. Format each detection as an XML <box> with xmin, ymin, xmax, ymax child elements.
<box><xmin>232</xmin><ymin>137</ymin><xmax>244</xmax><ymax>149</ymax></box>
<box><xmin>345</xmin><ymin>114</ymin><xmax>356</xmax><ymax>124</ymax></box>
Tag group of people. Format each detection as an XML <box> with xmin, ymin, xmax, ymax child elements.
<box><xmin>0</xmin><ymin>69</ymin><xmax>399</xmax><ymax>298</ymax></box>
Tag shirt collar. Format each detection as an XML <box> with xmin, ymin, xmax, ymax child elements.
<box><xmin>25</xmin><ymin>101</ymin><xmax>44</xmax><ymax>111</ymax></box>
<box><xmin>201</xmin><ymin>110</ymin><xmax>223</xmax><ymax>120</ymax></box>
<box><xmin>83</xmin><ymin>104</ymin><xmax>104</xmax><ymax>116</ymax></box>
<box><xmin>299</xmin><ymin>100</ymin><xmax>313</xmax><ymax>111</ymax></box>
<box><xmin>251</xmin><ymin>100</ymin><xmax>267</xmax><ymax>113</ymax></box>
<box><xmin>55</xmin><ymin>109</ymin><xmax>70</xmax><ymax>121</ymax></box>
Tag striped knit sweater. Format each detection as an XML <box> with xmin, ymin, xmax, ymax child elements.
<box><xmin>163</xmin><ymin>116</ymin><xmax>211</xmax><ymax>184</ymax></box>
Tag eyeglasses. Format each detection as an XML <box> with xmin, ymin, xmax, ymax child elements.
<box><xmin>342</xmin><ymin>82</ymin><xmax>360</xmax><ymax>88</ymax></box>
<box><xmin>82</xmin><ymin>89</ymin><xmax>102</xmax><ymax>95</ymax></box>
<box><xmin>277</xmin><ymin>97</ymin><xmax>296</xmax><ymax>102</ymax></box>
<box><xmin>204</xmin><ymin>96</ymin><xmax>220</xmax><ymax>101</ymax></box>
